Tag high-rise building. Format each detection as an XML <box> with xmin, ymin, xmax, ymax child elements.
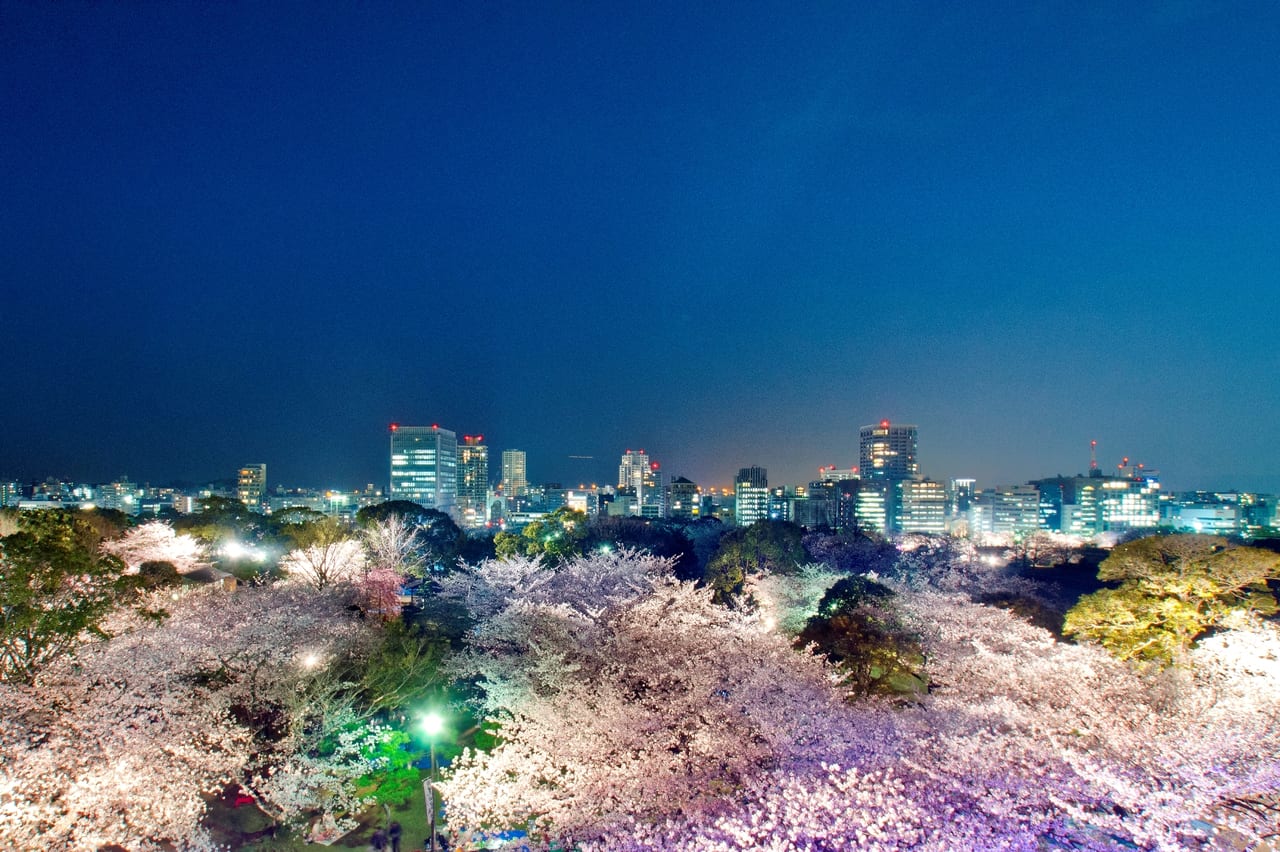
<box><xmin>617</xmin><ymin>449</ymin><xmax>665</xmax><ymax>517</ymax></box>
<box><xmin>768</xmin><ymin>486</ymin><xmax>791</xmax><ymax>522</ymax></box>
<box><xmin>456</xmin><ymin>435</ymin><xmax>489</xmax><ymax>528</ymax></box>
<box><xmin>389</xmin><ymin>424</ymin><xmax>458</xmax><ymax>512</ymax></box>
<box><xmin>898</xmin><ymin>479</ymin><xmax>947</xmax><ymax>535</ymax></box>
<box><xmin>618</xmin><ymin>449</ymin><xmax>649</xmax><ymax>491</ymax></box>
<box><xmin>858</xmin><ymin>420</ymin><xmax>920</xmax><ymax>532</ymax></box>
<box><xmin>237</xmin><ymin>464</ymin><xmax>267</xmax><ymax>509</ymax></box>
<box><xmin>501</xmin><ymin>450</ymin><xmax>528</xmax><ymax>497</ymax></box>
<box><xmin>859</xmin><ymin>420</ymin><xmax>918</xmax><ymax>482</ymax></box>
<box><xmin>0</xmin><ymin>480</ymin><xmax>22</xmax><ymax>507</ymax></box>
<box><xmin>735</xmin><ymin>465</ymin><xmax>769</xmax><ymax>526</ymax></box>
<box><xmin>668</xmin><ymin>476</ymin><xmax>700</xmax><ymax>519</ymax></box>
<box><xmin>563</xmin><ymin>486</ymin><xmax>602</xmax><ymax>517</ymax></box>
<box><xmin>949</xmin><ymin>478</ymin><xmax>976</xmax><ymax>517</ymax></box>
<box><xmin>970</xmin><ymin>485</ymin><xmax>1041</xmax><ymax>537</ymax></box>
<box><xmin>1097</xmin><ymin>477</ymin><xmax>1160</xmax><ymax>532</ymax></box>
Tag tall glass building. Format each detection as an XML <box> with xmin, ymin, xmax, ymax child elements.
<box><xmin>456</xmin><ymin>435</ymin><xmax>489</xmax><ymax>527</ymax></box>
<box><xmin>501</xmin><ymin>449</ymin><xmax>528</xmax><ymax>497</ymax></box>
<box><xmin>389</xmin><ymin>424</ymin><xmax>457</xmax><ymax>512</ymax></box>
<box><xmin>858</xmin><ymin>420</ymin><xmax>918</xmax><ymax>482</ymax></box>
<box><xmin>859</xmin><ymin>420</ymin><xmax>919</xmax><ymax>532</ymax></box>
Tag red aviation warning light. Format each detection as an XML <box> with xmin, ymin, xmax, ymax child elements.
<box><xmin>390</xmin><ymin>423</ymin><xmax>399</xmax><ymax>432</ymax></box>
<box><xmin>651</xmin><ymin>462</ymin><xmax>660</xmax><ymax>470</ymax></box>
<box><xmin>880</xmin><ymin>419</ymin><xmax>890</xmax><ymax>429</ymax></box>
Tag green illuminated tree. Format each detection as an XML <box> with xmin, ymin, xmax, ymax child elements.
<box><xmin>496</xmin><ymin>507</ymin><xmax>588</xmax><ymax>564</ymax></box>
<box><xmin>705</xmin><ymin>520</ymin><xmax>808</xmax><ymax>602</ymax></box>
<box><xmin>1064</xmin><ymin>534</ymin><xmax>1280</xmax><ymax>666</ymax></box>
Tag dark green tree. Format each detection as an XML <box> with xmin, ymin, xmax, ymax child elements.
<box><xmin>137</xmin><ymin>560</ymin><xmax>182</xmax><ymax>590</ymax></box>
<box><xmin>354</xmin><ymin>620</ymin><xmax>448</xmax><ymax>714</ymax></box>
<box><xmin>0</xmin><ymin>511</ymin><xmax>148</xmax><ymax>682</ymax></box>
<box><xmin>357</xmin><ymin>502</ymin><xmax>467</xmax><ymax>570</ymax></box>
<box><xmin>585</xmin><ymin>517</ymin><xmax>695</xmax><ymax>578</ymax></box>
<box><xmin>275</xmin><ymin>514</ymin><xmax>349</xmax><ymax>549</ymax></box>
<box><xmin>355</xmin><ymin>500</ymin><xmax>433</xmax><ymax>527</ymax></box>
<box><xmin>704</xmin><ymin>520</ymin><xmax>809</xmax><ymax>602</ymax></box>
<box><xmin>797</xmin><ymin>575</ymin><xmax>925</xmax><ymax>696</ymax></box>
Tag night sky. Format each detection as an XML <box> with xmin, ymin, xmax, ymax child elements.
<box><xmin>3</xmin><ymin>2</ymin><xmax>1279</xmax><ymax>493</ymax></box>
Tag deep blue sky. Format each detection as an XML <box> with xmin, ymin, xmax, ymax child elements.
<box><xmin>3</xmin><ymin>2</ymin><xmax>1279</xmax><ymax>493</ymax></box>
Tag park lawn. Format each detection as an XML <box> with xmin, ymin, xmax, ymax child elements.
<box><xmin>219</xmin><ymin>778</ymin><xmax>434</xmax><ymax>852</ymax></box>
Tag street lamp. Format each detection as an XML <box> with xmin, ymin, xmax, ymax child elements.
<box><xmin>421</xmin><ymin>712</ymin><xmax>444</xmax><ymax>852</ymax></box>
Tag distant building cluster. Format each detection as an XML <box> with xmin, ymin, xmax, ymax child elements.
<box><xmin>4</xmin><ymin>418</ymin><xmax>1278</xmax><ymax>540</ymax></box>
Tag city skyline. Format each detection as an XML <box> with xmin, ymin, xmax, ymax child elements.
<box><xmin>4</xmin><ymin>4</ymin><xmax>1279</xmax><ymax>494</ymax></box>
<box><xmin>0</xmin><ymin>417</ymin><xmax>1255</xmax><ymax>497</ymax></box>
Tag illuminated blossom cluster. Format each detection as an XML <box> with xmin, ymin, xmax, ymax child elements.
<box><xmin>0</xmin><ymin>584</ymin><xmax>371</xmax><ymax>851</ymax></box>
<box><xmin>278</xmin><ymin>518</ymin><xmax>419</xmax><ymax>618</ymax></box>
<box><xmin>436</xmin><ymin>551</ymin><xmax>1280</xmax><ymax>851</ymax></box>
<box><xmin>100</xmin><ymin>520</ymin><xmax>209</xmax><ymax>574</ymax></box>
<box><xmin>278</xmin><ymin>537</ymin><xmax>367</xmax><ymax>591</ymax></box>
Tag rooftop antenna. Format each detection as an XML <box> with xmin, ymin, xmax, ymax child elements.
<box><xmin>1089</xmin><ymin>439</ymin><xmax>1098</xmax><ymax>473</ymax></box>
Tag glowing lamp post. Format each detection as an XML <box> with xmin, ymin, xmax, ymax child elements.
<box><xmin>421</xmin><ymin>712</ymin><xmax>444</xmax><ymax>852</ymax></box>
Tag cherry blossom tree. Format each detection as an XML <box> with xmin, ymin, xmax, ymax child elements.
<box><xmin>100</xmin><ymin>520</ymin><xmax>209</xmax><ymax>574</ymax></box>
<box><xmin>0</xmin><ymin>583</ymin><xmax>373</xmax><ymax>851</ymax></box>
<box><xmin>279</xmin><ymin>537</ymin><xmax>366</xmax><ymax>591</ymax></box>
<box><xmin>362</xmin><ymin>514</ymin><xmax>427</xmax><ymax>577</ymax></box>
<box><xmin>351</xmin><ymin>516</ymin><xmax>425</xmax><ymax>619</ymax></box>
<box><xmin>440</xmin><ymin>557</ymin><xmax>855</xmax><ymax>845</ymax></box>
<box><xmin>435</xmin><ymin>551</ymin><xmax>1280</xmax><ymax>851</ymax></box>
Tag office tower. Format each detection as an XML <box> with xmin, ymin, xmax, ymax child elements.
<box><xmin>668</xmin><ymin>476</ymin><xmax>699</xmax><ymax>519</ymax></box>
<box><xmin>0</xmin><ymin>480</ymin><xmax>22</xmax><ymax>507</ymax></box>
<box><xmin>735</xmin><ymin>465</ymin><xmax>769</xmax><ymax>526</ymax></box>
<box><xmin>501</xmin><ymin>449</ymin><xmax>528</xmax><ymax>497</ymax></box>
<box><xmin>859</xmin><ymin>420</ymin><xmax>918</xmax><ymax>482</ymax></box>
<box><xmin>618</xmin><ymin>449</ymin><xmax>650</xmax><ymax>490</ymax></box>
<box><xmin>898</xmin><ymin>478</ymin><xmax>947</xmax><ymax>534</ymax></box>
<box><xmin>852</xmin><ymin>480</ymin><xmax>891</xmax><ymax>533</ymax></box>
<box><xmin>950</xmin><ymin>478</ymin><xmax>976</xmax><ymax>516</ymax></box>
<box><xmin>768</xmin><ymin>486</ymin><xmax>791</xmax><ymax>522</ymax></box>
<box><xmin>456</xmin><ymin>435</ymin><xmax>489</xmax><ymax>528</ymax></box>
<box><xmin>389</xmin><ymin>424</ymin><xmax>458</xmax><ymax>512</ymax></box>
<box><xmin>237</xmin><ymin>464</ymin><xmax>267</xmax><ymax>509</ymax></box>
<box><xmin>969</xmin><ymin>485</ymin><xmax>1041</xmax><ymax>537</ymax></box>
<box><xmin>859</xmin><ymin>420</ymin><xmax>919</xmax><ymax>532</ymax></box>
<box><xmin>618</xmin><ymin>449</ymin><xmax>665</xmax><ymax>517</ymax></box>
<box><xmin>563</xmin><ymin>486</ymin><xmax>602</xmax><ymax>517</ymax></box>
